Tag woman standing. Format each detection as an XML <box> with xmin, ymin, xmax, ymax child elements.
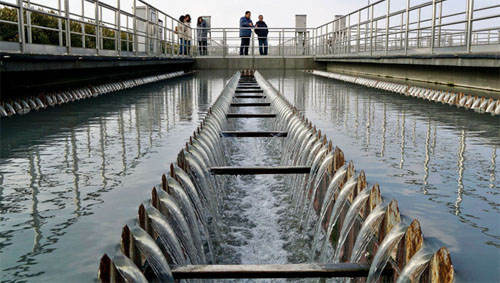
<box><xmin>175</xmin><ymin>15</ymin><xmax>185</xmax><ymax>55</ymax></box>
<box><xmin>197</xmin><ymin>17</ymin><xmax>208</xmax><ymax>55</ymax></box>
<box><xmin>183</xmin><ymin>14</ymin><xmax>192</xmax><ymax>55</ymax></box>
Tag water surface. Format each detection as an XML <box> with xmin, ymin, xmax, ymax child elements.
<box><xmin>261</xmin><ymin>70</ymin><xmax>500</xmax><ymax>282</ymax></box>
<box><xmin>0</xmin><ymin>71</ymin><xmax>232</xmax><ymax>282</ymax></box>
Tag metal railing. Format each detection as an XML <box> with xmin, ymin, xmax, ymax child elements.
<box><xmin>192</xmin><ymin>27</ymin><xmax>313</xmax><ymax>57</ymax></box>
<box><xmin>0</xmin><ymin>0</ymin><xmax>498</xmax><ymax>59</ymax></box>
<box><xmin>0</xmin><ymin>0</ymin><xmax>192</xmax><ymax>57</ymax></box>
<box><xmin>313</xmin><ymin>0</ymin><xmax>500</xmax><ymax>57</ymax></box>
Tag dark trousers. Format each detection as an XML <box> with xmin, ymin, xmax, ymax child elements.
<box><xmin>184</xmin><ymin>40</ymin><xmax>191</xmax><ymax>55</ymax></box>
<box><xmin>198</xmin><ymin>40</ymin><xmax>207</xmax><ymax>55</ymax></box>
<box><xmin>258</xmin><ymin>38</ymin><xmax>268</xmax><ymax>55</ymax></box>
<box><xmin>240</xmin><ymin>37</ymin><xmax>250</xmax><ymax>55</ymax></box>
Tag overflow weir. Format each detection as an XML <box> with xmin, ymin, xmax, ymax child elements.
<box><xmin>97</xmin><ymin>70</ymin><xmax>454</xmax><ymax>282</ymax></box>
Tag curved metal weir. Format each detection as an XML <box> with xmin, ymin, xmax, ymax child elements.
<box><xmin>97</xmin><ymin>70</ymin><xmax>455</xmax><ymax>282</ymax></box>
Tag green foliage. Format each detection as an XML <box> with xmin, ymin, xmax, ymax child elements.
<box><xmin>0</xmin><ymin>7</ymin><xmax>18</xmax><ymax>42</ymax></box>
<box><xmin>0</xmin><ymin>7</ymin><xmax>134</xmax><ymax>51</ymax></box>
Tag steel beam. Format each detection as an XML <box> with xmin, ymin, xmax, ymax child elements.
<box><xmin>209</xmin><ymin>166</ymin><xmax>311</xmax><ymax>175</ymax></box>
<box><xmin>220</xmin><ymin>131</ymin><xmax>287</xmax><ymax>137</ymax></box>
<box><xmin>171</xmin><ymin>263</ymin><xmax>372</xmax><ymax>279</ymax></box>
<box><xmin>226</xmin><ymin>113</ymin><xmax>276</xmax><ymax>118</ymax></box>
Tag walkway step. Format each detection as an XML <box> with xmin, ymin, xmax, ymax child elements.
<box><xmin>235</xmin><ymin>89</ymin><xmax>264</xmax><ymax>93</ymax></box>
<box><xmin>220</xmin><ymin>131</ymin><xmax>288</xmax><ymax>137</ymax></box>
<box><xmin>234</xmin><ymin>95</ymin><xmax>265</xmax><ymax>99</ymax></box>
<box><xmin>171</xmin><ymin>263</ymin><xmax>373</xmax><ymax>279</ymax></box>
<box><xmin>209</xmin><ymin>166</ymin><xmax>311</xmax><ymax>175</ymax></box>
<box><xmin>226</xmin><ymin>113</ymin><xmax>276</xmax><ymax>118</ymax></box>
<box><xmin>230</xmin><ymin>103</ymin><xmax>271</xmax><ymax>107</ymax></box>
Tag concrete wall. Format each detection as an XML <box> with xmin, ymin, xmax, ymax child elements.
<box><xmin>325</xmin><ymin>61</ymin><xmax>500</xmax><ymax>99</ymax></box>
<box><xmin>0</xmin><ymin>53</ymin><xmax>194</xmax><ymax>100</ymax></box>
<box><xmin>195</xmin><ymin>56</ymin><xmax>322</xmax><ymax>70</ymax></box>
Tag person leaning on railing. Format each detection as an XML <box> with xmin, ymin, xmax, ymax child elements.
<box><xmin>239</xmin><ymin>11</ymin><xmax>253</xmax><ymax>56</ymax></box>
<box><xmin>254</xmin><ymin>15</ymin><xmax>268</xmax><ymax>55</ymax></box>
<box><xmin>183</xmin><ymin>14</ymin><xmax>192</xmax><ymax>55</ymax></box>
<box><xmin>175</xmin><ymin>15</ymin><xmax>186</xmax><ymax>55</ymax></box>
<box><xmin>197</xmin><ymin>17</ymin><xmax>208</xmax><ymax>56</ymax></box>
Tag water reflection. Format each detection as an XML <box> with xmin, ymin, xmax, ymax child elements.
<box><xmin>0</xmin><ymin>72</ymin><xmax>229</xmax><ymax>281</ymax></box>
<box><xmin>261</xmin><ymin>69</ymin><xmax>499</xmax><ymax>281</ymax></box>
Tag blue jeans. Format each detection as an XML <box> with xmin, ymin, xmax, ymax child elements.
<box><xmin>258</xmin><ymin>38</ymin><xmax>268</xmax><ymax>55</ymax></box>
<box><xmin>179</xmin><ymin>38</ymin><xmax>184</xmax><ymax>55</ymax></box>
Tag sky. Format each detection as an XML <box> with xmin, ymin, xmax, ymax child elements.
<box><xmin>8</xmin><ymin>0</ymin><xmax>498</xmax><ymax>30</ymax></box>
<box><xmin>150</xmin><ymin>0</ymin><xmax>370</xmax><ymax>28</ymax></box>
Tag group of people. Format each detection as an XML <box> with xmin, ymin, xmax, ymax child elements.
<box><xmin>176</xmin><ymin>11</ymin><xmax>269</xmax><ymax>56</ymax></box>
<box><xmin>239</xmin><ymin>11</ymin><xmax>269</xmax><ymax>56</ymax></box>
<box><xmin>176</xmin><ymin>14</ymin><xmax>208</xmax><ymax>56</ymax></box>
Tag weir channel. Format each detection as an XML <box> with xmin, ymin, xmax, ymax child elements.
<box><xmin>0</xmin><ymin>70</ymin><xmax>498</xmax><ymax>282</ymax></box>
<box><xmin>94</xmin><ymin>70</ymin><xmax>455</xmax><ymax>282</ymax></box>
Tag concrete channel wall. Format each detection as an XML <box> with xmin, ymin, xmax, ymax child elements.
<box><xmin>0</xmin><ymin>53</ymin><xmax>194</xmax><ymax>101</ymax></box>
<box><xmin>317</xmin><ymin>55</ymin><xmax>500</xmax><ymax>99</ymax></box>
<box><xmin>194</xmin><ymin>56</ymin><xmax>322</xmax><ymax>70</ymax></box>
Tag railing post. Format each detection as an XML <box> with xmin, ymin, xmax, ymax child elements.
<box><xmin>417</xmin><ymin>7</ymin><xmax>421</xmax><ymax>48</ymax></box>
<box><xmin>347</xmin><ymin>15</ymin><xmax>351</xmax><ymax>55</ymax></box>
<box><xmin>251</xmin><ymin>29</ymin><xmax>255</xmax><ymax>56</ymax></box>
<box><xmin>223</xmin><ymin>29</ymin><xmax>227</xmax><ymax>58</ymax></box>
<box><xmin>437</xmin><ymin>1</ymin><xmax>442</xmax><ymax>47</ymax></box>
<box><xmin>430</xmin><ymin>0</ymin><xmax>436</xmax><ymax>54</ymax></box>
<box><xmin>282</xmin><ymin>28</ymin><xmax>285</xmax><ymax>56</ymax></box>
<box><xmin>133</xmin><ymin>0</ymin><xmax>137</xmax><ymax>55</ymax></box>
<box><xmin>466</xmin><ymin>0</ymin><xmax>474</xmax><ymax>53</ymax></box>
<box><xmin>117</xmin><ymin>0</ymin><xmax>121</xmax><ymax>55</ymax></box>
<box><xmin>64</xmin><ymin>0</ymin><xmax>71</xmax><ymax>54</ymax></box>
<box><xmin>399</xmin><ymin>12</ymin><xmax>404</xmax><ymax>50</ymax></box>
<box><xmin>370</xmin><ymin>4</ymin><xmax>374</xmax><ymax>56</ymax></box>
<box><xmin>146</xmin><ymin>6</ymin><xmax>150</xmax><ymax>56</ymax></box>
<box><xmin>58</xmin><ymin>0</ymin><xmax>63</xmax><ymax>46</ymax></box>
<box><xmin>17</xmin><ymin>0</ymin><xmax>26</xmax><ymax>53</ymax></box>
<box><xmin>357</xmin><ymin>11</ymin><xmax>360</xmax><ymax>54</ymax></box>
<box><xmin>26</xmin><ymin>0</ymin><xmax>32</xmax><ymax>44</ymax></box>
<box><xmin>95</xmin><ymin>0</ymin><xmax>100</xmax><ymax>55</ymax></box>
<box><xmin>385</xmin><ymin>0</ymin><xmax>390</xmax><ymax>55</ymax></box>
<box><xmin>405</xmin><ymin>0</ymin><xmax>410</xmax><ymax>54</ymax></box>
<box><xmin>81</xmin><ymin>0</ymin><xmax>85</xmax><ymax>49</ymax></box>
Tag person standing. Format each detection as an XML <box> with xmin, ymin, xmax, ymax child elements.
<box><xmin>184</xmin><ymin>14</ymin><xmax>192</xmax><ymax>55</ymax></box>
<box><xmin>197</xmin><ymin>17</ymin><xmax>208</xmax><ymax>55</ymax></box>
<box><xmin>239</xmin><ymin>11</ymin><xmax>253</xmax><ymax>56</ymax></box>
<box><xmin>255</xmin><ymin>15</ymin><xmax>269</xmax><ymax>55</ymax></box>
<box><xmin>175</xmin><ymin>15</ymin><xmax>185</xmax><ymax>55</ymax></box>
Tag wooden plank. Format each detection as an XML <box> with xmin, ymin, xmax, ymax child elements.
<box><xmin>226</xmin><ymin>113</ymin><xmax>276</xmax><ymax>118</ymax></box>
<box><xmin>171</xmin><ymin>263</ymin><xmax>372</xmax><ymax>279</ymax></box>
<box><xmin>234</xmin><ymin>95</ymin><xmax>265</xmax><ymax>99</ymax></box>
<box><xmin>209</xmin><ymin>166</ymin><xmax>311</xmax><ymax>175</ymax></box>
<box><xmin>230</xmin><ymin>103</ymin><xmax>271</xmax><ymax>107</ymax></box>
<box><xmin>235</xmin><ymin>89</ymin><xmax>264</xmax><ymax>93</ymax></box>
<box><xmin>220</xmin><ymin>131</ymin><xmax>288</xmax><ymax>137</ymax></box>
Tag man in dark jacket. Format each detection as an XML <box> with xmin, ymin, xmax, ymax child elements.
<box><xmin>255</xmin><ymin>15</ymin><xmax>269</xmax><ymax>55</ymax></box>
<box><xmin>239</xmin><ymin>11</ymin><xmax>253</xmax><ymax>55</ymax></box>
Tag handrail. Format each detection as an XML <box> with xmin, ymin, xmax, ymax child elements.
<box><xmin>0</xmin><ymin>0</ymin><xmax>498</xmax><ymax>58</ymax></box>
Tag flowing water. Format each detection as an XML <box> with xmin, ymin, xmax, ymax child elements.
<box><xmin>1</xmin><ymin>69</ymin><xmax>498</xmax><ymax>282</ymax></box>
<box><xmin>262</xmin><ymin>70</ymin><xmax>500</xmax><ymax>282</ymax></box>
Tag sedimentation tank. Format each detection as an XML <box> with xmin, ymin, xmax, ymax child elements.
<box><xmin>96</xmin><ymin>71</ymin><xmax>455</xmax><ymax>282</ymax></box>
